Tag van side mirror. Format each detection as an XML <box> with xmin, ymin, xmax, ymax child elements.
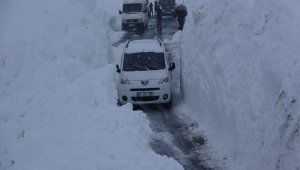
<box><xmin>169</xmin><ymin>62</ymin><xmax>175</xmax><ymax>71</ymax></box>
<box><xmin>119</xmin><ymin>10</ymin><xmax>122</xmax><ymax>14</ymax></box>
<box><xmin>116</xmin><ymin>64</ymin><xmax>121</xmax><ymax>73</ymax></box>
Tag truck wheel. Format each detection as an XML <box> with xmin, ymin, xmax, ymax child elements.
<box><xmin>121</xmin><ymin>24</ymin><xmax>126</xmax><ymax>31</ymax></box>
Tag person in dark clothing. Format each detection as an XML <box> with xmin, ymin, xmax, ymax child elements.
<box><xmin>156</xmin><ymin>6</ymin><xmax>162</xmax><ymax>32</ymax></box>
<box><xmin>154</xmin><ymin>0</ymin><xmax>159</xmax><ymax>15</ymax></box>
<box><xmin>149</xmin><ymin>2</ymin><xmax>153</xmax><ymax>16</ymax></box>
<box><xmin>175</xmin><ymin>4</ymin><xmax>188</xmax><ymax>31</ymax></box>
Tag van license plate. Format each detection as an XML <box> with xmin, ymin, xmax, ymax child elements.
<box><xmin>137</xmin><ymin>92</ymin><xmax>154</xmax><ymax>97</ymax></box>
<box><xmin>129</xmin><ymin>24</ymin><xmax>135</xmax><ymax>27</ymax></box>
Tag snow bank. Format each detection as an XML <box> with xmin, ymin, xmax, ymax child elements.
<box><xmin>0</xmin><ymin>0</ymin><xmax>183</xmax><ymax>169</ymax></box>
<box><xmin>181</xmin><ymin>0</ymin><xmax>300</xmax><ymax>169</ymax></box>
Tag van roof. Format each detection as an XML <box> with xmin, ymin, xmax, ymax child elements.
<box><xmin>125</xmin><ymin>39</ymin><xmax>164</xmax><ymax>53</ymax></box>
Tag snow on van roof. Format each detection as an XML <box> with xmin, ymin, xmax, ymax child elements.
<box><xmin>125</xmin><ymin>39</ymin><xmax>164</xmax><ymax>53</ymax></box>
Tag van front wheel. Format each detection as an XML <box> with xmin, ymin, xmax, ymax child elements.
<box><xmin>117</xmin><ymin>99</ymin><xmax>122</xmax><ymax>106</ymax></box>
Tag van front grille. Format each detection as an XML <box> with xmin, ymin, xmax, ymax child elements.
<box><xmin>126</xmin><ymin>19</ymin><xmax>138</xmax><ymax>23</ymax></box>
<box><xmin>130</xmin><ymin>88</ymin><xmax>160</xmax><ymax>91</ymax></box>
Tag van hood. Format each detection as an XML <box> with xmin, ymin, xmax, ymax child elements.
<box><xmin>122</xmin><ymin>69</ymin><xmax>167</xmax><ymax>81</ymax></box>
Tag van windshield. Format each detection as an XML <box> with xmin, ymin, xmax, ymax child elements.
<box><xmin>159</xmin><ymin>0</ymin><xmax>175</xmax><ymax>8</ymax></box>
<box><xmin>123</xmin><ymin>4</ymin><xmax>142</xmax><ymax>13</ymax></box>
<box><xmin>123</xmin><ymin>52</ymin><xmax>166</xmax><ymax>71</ymax></box>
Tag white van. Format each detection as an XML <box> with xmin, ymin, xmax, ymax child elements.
<box><xmin>119</xmin><ymin>0</ymin><xmax>149</xmax><ymax>32</ymax></box>
<box><xmin>116</xmin><ymin>39</ymin><xmax>175</xmax><ymax>107</ymax></box>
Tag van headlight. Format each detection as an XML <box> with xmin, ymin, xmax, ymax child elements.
<box><xmin>159</xmin><ymin>76</ymin><xmax>169</xmax><ymax>84</ymax></box>
<box><xmin>120</xmin><ymin>77</ymin><xmax>131</xmax><ymax>85</ymax></box>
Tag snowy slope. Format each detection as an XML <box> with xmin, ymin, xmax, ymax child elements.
<box><xmin>180</xmin><ymin>0</ymin><xmax>300</xmax><ymax>169</ymax></box>
<box><xmin>0</xmin><ymin>0</ymin><xmax>183</xmax><ymax>169</ymax></box>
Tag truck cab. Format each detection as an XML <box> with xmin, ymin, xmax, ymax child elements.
<box><xmin>120</xmin><ymin>0</ymin><xmax>149</xmax><ymax>32</ymax></box>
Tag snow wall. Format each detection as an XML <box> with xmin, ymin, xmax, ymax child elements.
<box><xmin>181</xmin><ymin>0</ymin><xmax>300</xmax><ymax>169</ymax></box>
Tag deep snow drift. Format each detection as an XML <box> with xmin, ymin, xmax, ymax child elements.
<box><xmin>180</xmin><ymin>0</ymin><xmax>300</xmax><ymax>169</ymax></box>
<box><xmin>0</xmin><ymin>0</ymin><xmax>183</xmax><ymax>169</ymax></box>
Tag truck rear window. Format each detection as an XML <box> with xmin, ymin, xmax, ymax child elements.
<box><xmin>123</xmin><ymin>52</ymin><xmax>166</xmax><ymax>71</ymax></box>
<box><xmin>123</xmin><ymin>4</ymin><xmax>142</xmax><ymax>13</ymax></box>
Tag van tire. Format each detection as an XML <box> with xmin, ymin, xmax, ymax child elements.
<box><xmin>163</xmin><ymin>100</ymin><xmax>172</xmax><ymax>109</ymax></box>
<box><xmin>117</xmin><ymin>99</ymin><xmax>122</xmax><ymax>106</ymax></box>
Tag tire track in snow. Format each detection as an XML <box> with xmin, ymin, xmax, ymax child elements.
<box><xmin>142</xmin><ymin>105</ymin><xmax>214</xmax><ymax>170</ymax></box>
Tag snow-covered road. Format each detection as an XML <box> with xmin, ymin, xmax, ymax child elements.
<box><xmin>112</xmin><ymin>16</ymin><xmax>217</xmax><ymax>169</ymax></box>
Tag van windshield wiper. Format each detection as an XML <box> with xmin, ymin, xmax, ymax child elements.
<box><xmin>143</xmin><ymin>63</ymin><xmax>160</xmax><ymax>70</ymax></box>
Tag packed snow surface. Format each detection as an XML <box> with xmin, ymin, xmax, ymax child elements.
<box><xmin>0</xmin><ymin>0</ymin><xmax>183</xmax><ymax>170</ymax></box>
